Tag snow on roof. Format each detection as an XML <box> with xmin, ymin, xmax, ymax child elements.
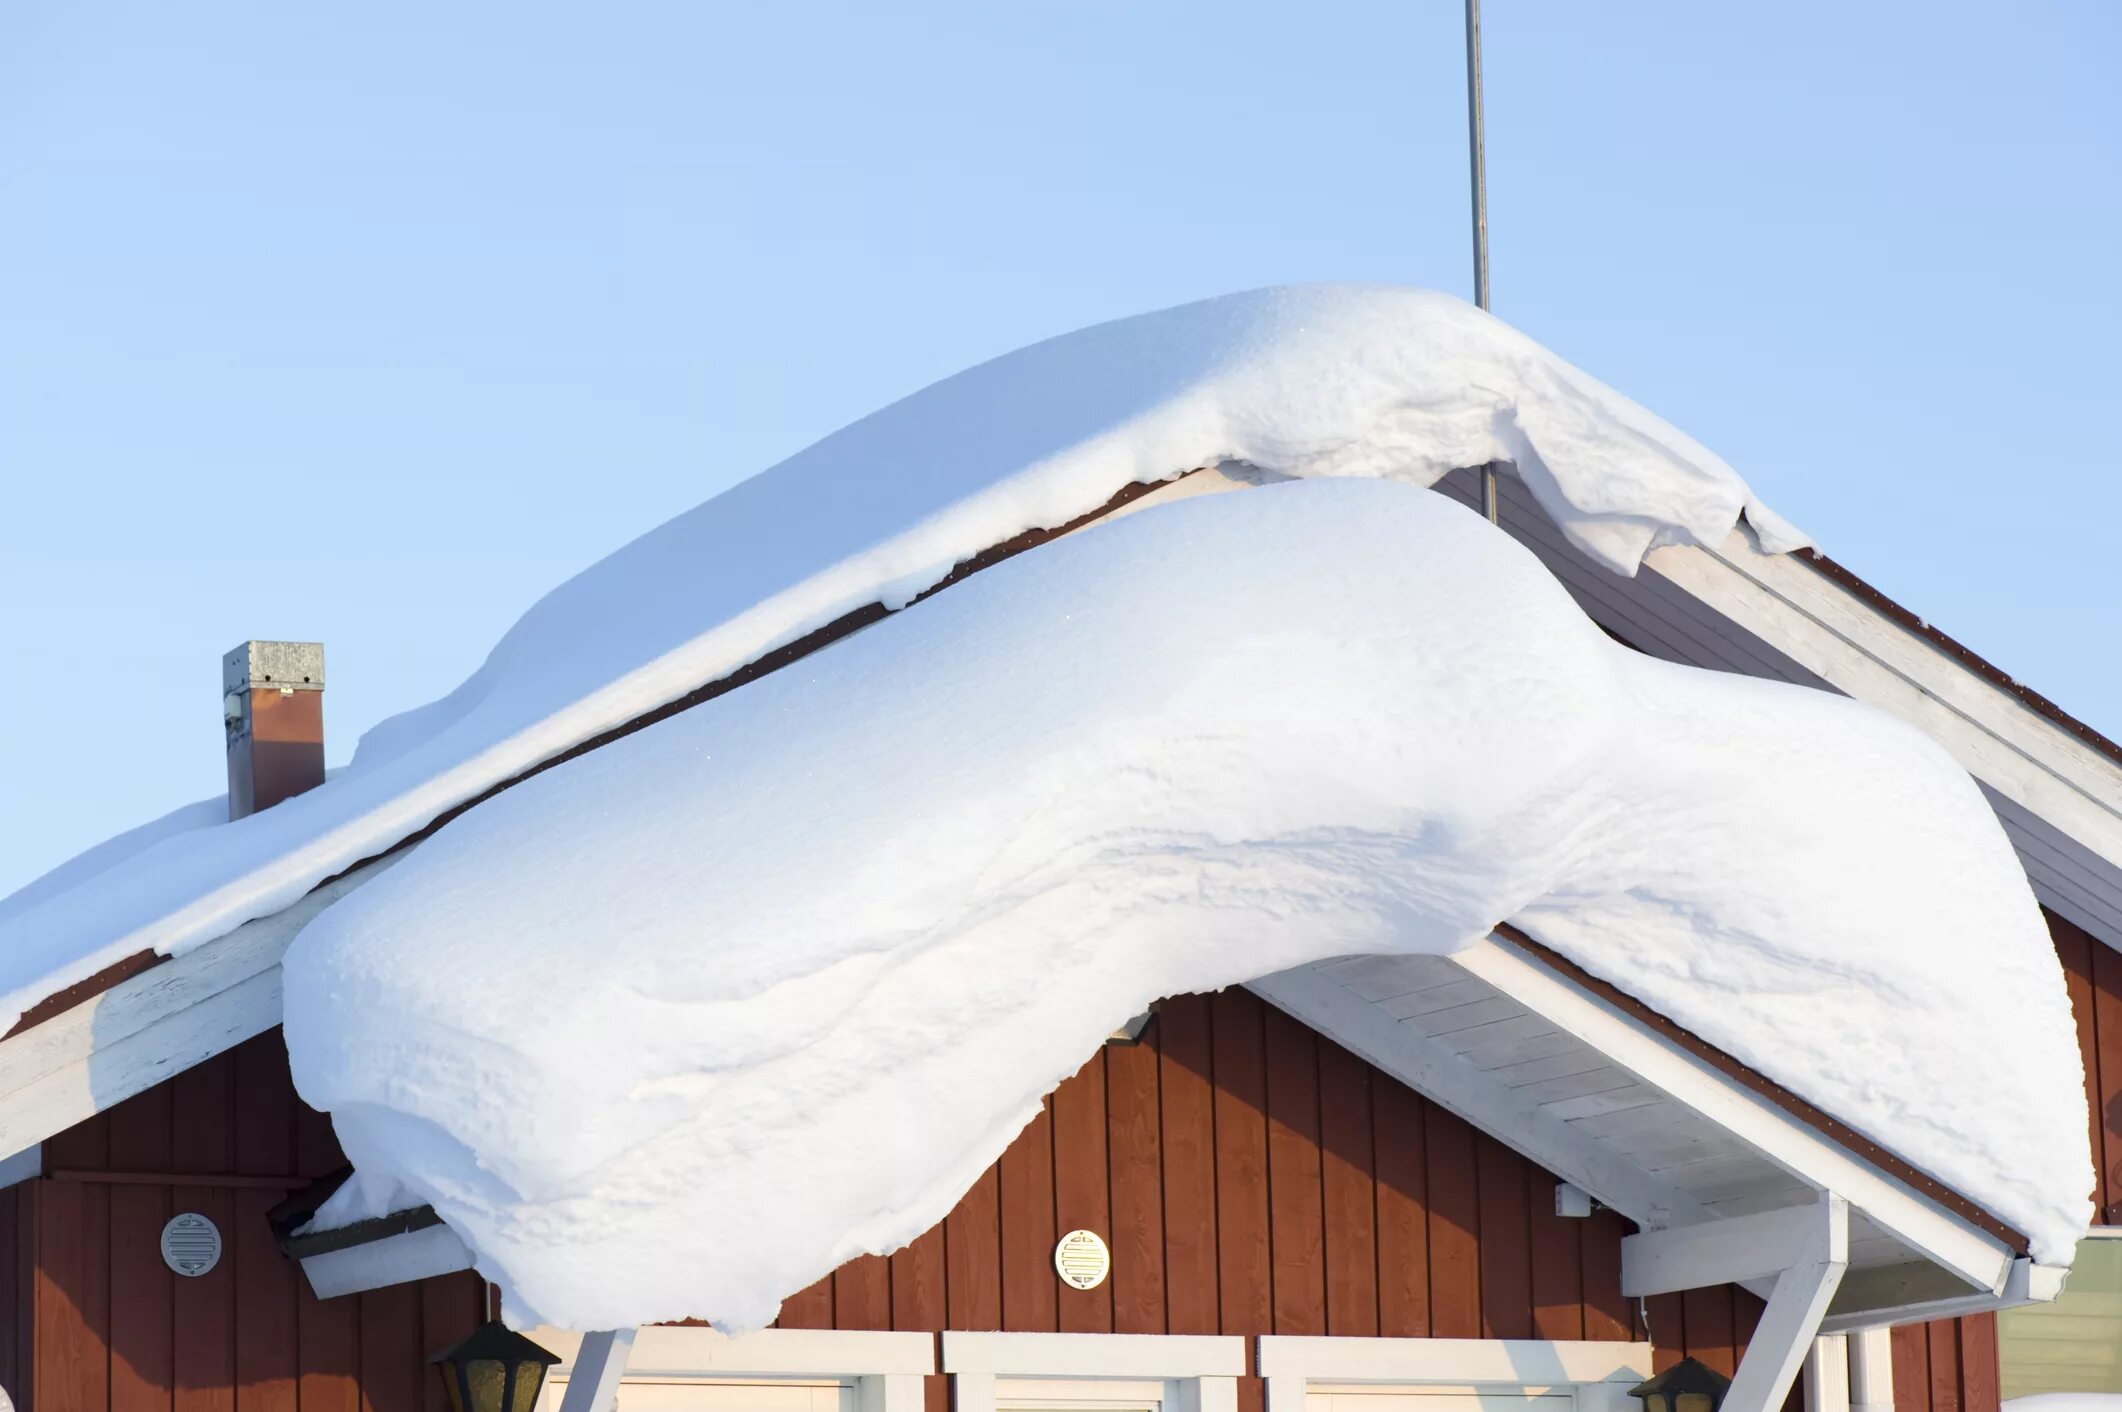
<box><xmin>0</xmin><ymin>285</ymin><xmax>1810</xmax><ymax>1031</ymax></box>
<box><xmin>285</xmin><ymin>479</ymin><xmax>2088</xmax><ymax>1333</ymax></box>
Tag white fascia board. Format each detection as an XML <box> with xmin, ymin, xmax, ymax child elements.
<box><xmin>1816</xmin><ymin>1257</ymin><xmax>2070</xmax><ymax>1335</ymax></box>
<box><xmin>299</xmin><ymin>1219</ymin><xmax>476</xmax><ymax>1299</ymax></box>
<box><xmin>531</xmin><ymin>1326</ymin><xmax>937</xmax><ymax>1379</ymax></box>
<box><xmin>1255</xmin><ymin>1336</ymin><xmax>1652</xmax><ymax>1384</ymax></box>
<box><xmin>1644</xmin><ymin>531</ymin><xmax>2122</xmax><ymax>876</ymax></box>
<box><xmin>942</xmin><ymin>1332</ymin><xmax>1246</xmax><ymax>1378</ymax></box>
<box><xmin>1451</xmin><ymin>935</ymin><xmax>2018</xmax><ymax>1293</ymax></box>
<box><xmin>1246</xmin><ymin>968</ymin><xmax>1712</xmax><ymax>1232</ymax></box>
<box><xmin>1623</xmin><ymin>1197</ymin><xmax>1844</xmax><ymax>1297</ymax></box>
<box><xmin>0</xmin><ymin>850</ymin><xmax>407</xmax><ymax>1156</ymax></box>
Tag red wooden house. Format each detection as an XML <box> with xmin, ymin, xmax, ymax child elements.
<box><xmin>1</xmin><ymin>301</ymin><xmax>2116</xmax><ymax>1412</ymax></box>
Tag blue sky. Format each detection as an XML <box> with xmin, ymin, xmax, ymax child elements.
<box><xmin>3</xmin><ymin>1</ymin><xmax>2118</xmax><ymax>900</ymax></box>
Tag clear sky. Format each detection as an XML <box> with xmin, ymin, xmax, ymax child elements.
<box><xmin>3</xmin><ymin>1</ymin><xmax>2118</xmax><ymax>901</ymax></box>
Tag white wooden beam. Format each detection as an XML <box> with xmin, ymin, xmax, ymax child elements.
<box><xmin>528</xmin><ymin>1326</ymin><xmax>934</xmax><ymax>1378</ymax></box>
<box><xmin>1644</xmin><ymin>531</ymin><xmax>2122</xmax><ymax>875</ymax></box>
<box><xmin>1247</xmin><ymin>969</ymin><xmax>1711</xmax><ymax>1231</ymax></box>
<box><xmin>1623</xmin><ymin>1202</ymin><xmax>1835</xmax><ymax>1297</ymax></box>
<box><xmin>0</xmin><ymin>852</ymin><xmax>406</xmax><ymax>1156</ymax></box>
<box><xmin>1724</xmin><ymin>1196</ymin><xmax>1848</xmax><ymax>1412</ymax></box>
<box><xmin>557</xmin><ymin>1328</ymin><xmax>636</xmax><ymax>1412</ymax></box>
<box><xmin>941</xmin><ymin>1332</ymin><xmax>1245</xmax><ymax>1377</ymax></box>
<box><xmin>1451</xmin><ymin>937</ymin><xmax>2017</xmax><ymax>1291</ymax></box>
<box><xmin>298</xmin><ymin>1221</ymin><xmax>474</xmax><ymax>1299</ymax></box>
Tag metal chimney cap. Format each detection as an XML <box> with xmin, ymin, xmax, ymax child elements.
<box><xmin>223</xmin><ymin>641</ymin><xmax>325</xmax><ymax>694</ymax></box>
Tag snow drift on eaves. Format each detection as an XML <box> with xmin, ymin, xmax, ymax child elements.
<box><xmin>282</xmin><ymin>480</ymin><xmax>2086</xmax><ymax>1334</ymax></box>
<box><xmin>0</xmin><ymin>285</ymin><xmax>1807</xmax><ymax>1032</ymax></box>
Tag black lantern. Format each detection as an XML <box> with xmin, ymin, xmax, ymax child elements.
<box><xmin>432</xmin><ymin>1320</ymin><xmax>561</xmax><ymax>1412</ymax></box>
<box><xmin>1627</xmin><ymin>1357</ymin><xmax>1733</xmax><ymax>1412</ymax></box>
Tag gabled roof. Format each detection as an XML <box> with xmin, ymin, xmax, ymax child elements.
<box><xmin>0</xmin><ymin>284</ymin><xmax>2107</xmax><ymax>1336</ymax></box>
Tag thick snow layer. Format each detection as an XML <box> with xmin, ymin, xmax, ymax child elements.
<box><xmin>283</xmin><ymin>480</ymin><xmax>2087</xmax><ymax>1333</ymax></box>
<box><xmin>0</xmin><ymin>285</ymin><xmax>1807</xmax><ymax>1031</ymax></box>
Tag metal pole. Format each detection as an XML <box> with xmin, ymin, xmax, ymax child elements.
<box><xmin>1465</xmin><ymin>0</ymin><xmax>1500</xmax><ymax>524</ymax></box>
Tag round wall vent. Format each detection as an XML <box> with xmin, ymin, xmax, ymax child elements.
<box><xmin>161</xmin><ymin>1212</ymin><xmax>223</xmax><ymax>1278</ymax></box>
<box><xmin>1053</xmin><ymin>1229</ymin><xmax>1110</xmax><ymax>1291</ymax></box>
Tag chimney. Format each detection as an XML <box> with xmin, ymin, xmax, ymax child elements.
<box><xmin>223</xmin><ymin>641</ymin><xmax>326</xmax><ymax>820</ymax></box>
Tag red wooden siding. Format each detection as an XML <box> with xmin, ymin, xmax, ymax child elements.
<box><xmin>15</xmin><ymin>1031</ymin><xmax>486</xmax><ymax>1412</ymax></box>
<box><xmin>779</xmin><ymin>990</ymin><xmax>1791</xmax><ymax>1406</ymax></box>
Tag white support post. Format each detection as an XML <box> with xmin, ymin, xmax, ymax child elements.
<box><xmin>559</xmin><ymin>1328</ymin><xmax>638</xmax><ymax>1412</ymax></box>
<box><xmin>1804</xmin><ymin>1336</ymin><xmax>1850</xmax><ymax>1412</ymax></box>
<box><xmin>1725</xmin><ymin>1197</ymin><xmax>1848</xmax><ymax>1412</ymax></box>
<box><xmin>952</xmin><ymin>1371</ymin><xmax>998</xmax><ymax>1412</ymax></box>
<box><xmin>1848</xmin><ymin>1329</ymin><xmax>1895</xmax><ymax>1412</ymax></box>
<box><xmin>860</xmin><ymin>1374</ymin><xmax>927</xmax><ymax>1412</ymax></box>
<box><xmin>1264</xmin><ymin>1375</ymin><xmax>1307</xmax><ymax>1412</ymax></box>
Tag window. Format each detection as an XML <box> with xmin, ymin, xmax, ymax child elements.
<box><xmin>1998</xmin><ymin>1233</ymin><xmax>2122</xmax><ymax>1399</ymax></box>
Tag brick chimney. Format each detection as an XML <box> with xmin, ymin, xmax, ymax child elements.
<box><xmin>223</xmin><ymin>641</ymin><xmax>326</xmax><ymax>820</ymax></box>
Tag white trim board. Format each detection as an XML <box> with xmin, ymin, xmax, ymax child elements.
<box><xmin>0</xmin><ymin>850</ymin><xmax>407</xmax><ymax>1158</ymax></box>
<box><xmin>532</xmin><ymin>1327</ymin><xmax>935</xmax><ymax>1379</ymax></box>
<box><xmin>942</xmin><ymin>1333</ymin><xmax>1245</xmax><ymax>1378</ymax></box>
<box><xmin>298</xmin><ymin>1219</ymin><xmax>474</xmax><ymax>1299</ymax></box>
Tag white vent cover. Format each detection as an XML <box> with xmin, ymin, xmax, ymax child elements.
<box><xmin>1054</xmin><ymin>1229</ymin><xmax>1110</xmax><ymax>1291</ymax></box>
<box><xmin>161</xmin><ymin>1212</ymin><xmax>223</xmax><ymax>1277</ymax></box>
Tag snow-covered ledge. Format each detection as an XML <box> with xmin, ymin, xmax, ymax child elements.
<box><xmin>1256</xmin><ymin>1337</ymin><xmax>1652</xmax><ymax>1412</ymax></box>
<box><xmin>531</xmin><ymin>1327</ymin><xmax>933</xmax><ymax>1412</ymax></box>
<box><xmin>943</xmin><ymin>1332</ymin><xmax>1246</xmax><ymax>1412</ymax></box>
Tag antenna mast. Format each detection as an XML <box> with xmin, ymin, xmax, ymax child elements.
<box><xmin>1465</xmin><ymin>0</ymin><xmax>1499</xmax><ymax>524</ymax></box>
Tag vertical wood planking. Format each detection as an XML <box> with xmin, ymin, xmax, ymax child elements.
<box><xmin>0</xmin><ymin>1185</ymin><xmax>16</xmax><ymax>1401</ymax></box>
<box><xmin>1683</xmin><ymin>1285</ymin><xmax>1736</xmax><ymax>1377</ymax></box>
<box><xmin>889</xmin><ymin>1226</ymin><xmax>946</xmax><ymax>1333</ymax></box>
<box><xmin>294</xmin><ymin>1098</ymin><xmax>358</xmax><ymax>1412</ymax></box>
<box><xmin>1580</xmin><ymin>1208</ymin><xmax>1631</xmax><ymax>1341</ymax></box>
<box><xmin>2051</xmin><ymin>918</ymin><xmax>2107</xmax><ymax>1216</ymax></box>
<box><xmin>1892</xmin><ymin>1324</ymin><xmax>1932</xmax><ymax>1412</ymax></box>
<box><xmin>1928</xmin><ymin>1316</ymin><xmax>1964</xmax><ymax>1412</ymax></box>
<box><xmin>1475</xmin><ymin>1134</ymin><xmax>1531</xmax><ymax>1340</ymax></box>
<box><xmin>109</xmin><ymin>1084</ymin><xmax>175</xmax><ymax>1412</ymax></box>
<box><xmin>943</xmin><ymin>1165</ymin><xmax>1001</xmax><ymax>1331</ymax></box>
<box><xmin>35</xmin><ymin>1174</ymin><xmax>111</xmax><ymax>1412</ymax></box>
<box><xmin>1645</xmin><ymin>1292</ymin><xmax>1686</xmax><ymax>1374</ymax></box>
<box><xmin>232</xmin><ymin>1034</ymin><xmax>299</xmax><ymax>1412</ymax></box>
<box><xmin>419</xmin><ymin>1274</ymin><xmax>486</xmax><ymax>1412</ymax></box>
<box><xmin>774</xmin><ymin>1277</ymin><xmax>834</xmax><ymax>1331</ymax></box>
<box><xmin>1104</xmin><ymin>1028</ymin><xmax>1165</xmax><ymax>1335</ymax></box>
<box><xmin>1958</xmin><ymin>1313</ymin><xmax>2000</xmax><ymax>1412</ymax></box>
<box><xmin>1263</xmin><ymin>1008</ymin><xmax>1324</xmax><ymax>1337</ymax></box>
<box><xmin>357</xmin><ymin>1284</ymin><xmax>422</xmax><ymax>1412</ymax></box>
<box><xmin>1373</xmin><ymin>1078</ymin><xmax>1429</xmax><ymax>1338</ymax></box>
<box><xmin>833</xmin><ymin>1256</ymin><xmax>892</xmax><ymax>1331</ymax></box>
<box><xmin>2090</xmin><ymin>934</ymin><xmax>2122</xmax><ymax>1224</ymax></box>
<box><xmin>1527</xmin><ymin>1163</ymin><xmax>1582</xmax><ymax>1340</ymax></box>
<box><xmin>1211</xmin><ymin>990</ymin><xmax>1271</xmax><ymax>1337</ymax></box>
<box><xmin>1317</xmin><ymin>1042</ymin><xmax>1377</xmax><ymax>1338</ymax></box>
<box><xmin>173</xmin><ymin>1052</ymin><xmax>236</xmax><ymax>1412</ymax></box>
<box><xmin>1425</xmin><ymin>1107</ymin><xmax>1481</xmax><ymax>1339</ymax></box>
<box><xmin>1159</xmin><ymin>995</ymin><xmax>1219</xmax><ymax>1335</ymax></box>
<box><xmin>997</xmin><ymin>1101</ymin><xmax>1056</xmax><ymax>1331</ymax></box>
<box><xmin>1050</xmin><ymin>1054</ymin><xmax>1113</xmax><ymax>1333</ymax></box>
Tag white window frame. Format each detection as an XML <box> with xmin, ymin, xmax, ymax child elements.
<box><xmin>531</xmin><ymin>1327</ymin><xmax>935</xmax><ymax>1412</ymax></box>
<box><xmin>944</xmin><ymin>1332</ymin><xmax>1247</xmax><ymax>1412</ymax></box>
<box><xmin>1255</xmin><ymin>1337</ymin><xmax>1654</xmax><ymax>1412</ymax></box>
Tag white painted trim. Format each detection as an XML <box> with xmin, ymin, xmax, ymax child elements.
<box><xmin>1450</xmin><ymin>936</ymin><xmax>2016</xmax><ymax>1293</ymax></box>
<box><xmin>1816</xmin><ymin>1256</ymin><xmax>2068</xmax><ymax>1334</ymax></box>
<box><xmin>1254</xmin><ymin>1337</ymin><xmax>1652</xmax><ymax>1384</ymax></box>
<box><xmin>559</xmin><ymin>1329</ymin><xmax>637</xmax><ymax>1412</ymax></box>
<box><xmin>0</xmin><ymin>852</ymin><xmax>405</xmax><ymax>1157</ymax></box>
<box><xmin>1723</xmin><ymin>1196</ymin><xmax>1847</xmax><ymax>1412</ymax></box>
<box><xmin>1643</xmin><ymin>532</ymin><xmax>2122</xmax><ymax>875</ymax></box>
<box><xmin>532</xmin><ymin>1326</ymin><xmax>936</xmax><ymax>1378</ymax></box>
<box><xmin>1623</xmin><ymin>1200</ymin><xmax>1839</xmax><ymax>1297</ymax></box>
<box><xmin>0</xmin><ymin>1144</ymin><xmax>39</xmax><ymax>1190</ymax></box>
<box><xmin>1847</xmin><ymin>1329</ymin><xmax>1894</xmax><ymax>1412</ymax></box>
<box><xmin>1804</xmin><ymin>1336</ymin><xmax>1850</xmax><ymax>1412</ymax></box>
<box><xmin>1245</xmin><ymin>968</ymin><xmax>1710</xmax><ymax>1232</ymax></box>
<box><xmin>943</xmin><ymin>1333</ymin><xmax>1245</xmax><ymax>1378</ymax></box>
<box><xmin>298</xmin><ymin>1220</ymin><xmax>474</xmax><ymax>1299</ymax></box>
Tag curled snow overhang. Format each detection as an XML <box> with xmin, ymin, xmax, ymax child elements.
<box><xmin>0</xmin><ymin>285</ymin><xmax>1809</xmax><ymax>1037</ymax></box>
<box><xmin>279</xmin><ymin>479</ymin><xmax>2089</xmax><ymax>1332</ymax></box>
